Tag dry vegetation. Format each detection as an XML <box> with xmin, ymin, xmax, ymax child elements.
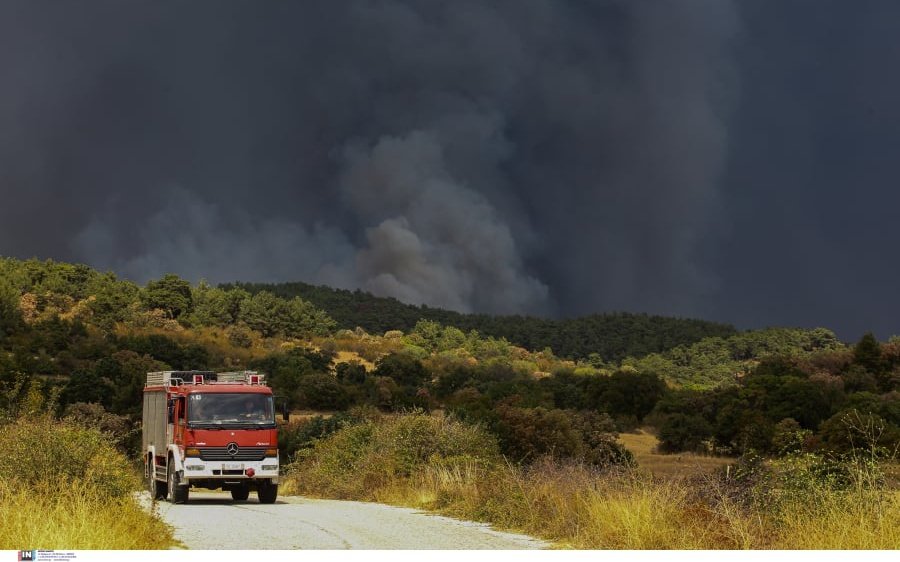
<box><xmin>0</xmin><ymin>480</ymin><xmax>175</xmax><ymax>549</ymax></box>
<box><xmin>284</xmin><ymin>412</ymin><xmax>900</xmax><ymax>549</ymax></box>
<box><xmin>0</xmin><ymin>416</ymin><xmax>177</xmax><ymax>549</ymax></box>
<box><xmin>618</xmin><ymin>429</ymin><xmax>731</xmax><ymax>479</ymax></box>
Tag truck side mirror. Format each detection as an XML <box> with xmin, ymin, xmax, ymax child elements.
<box><xmin>282</xmin><ymin>401</ymin><xmax>290</xmax><ymax>422</ymax></box>
<box><xmin>167</xmin><ymin>399</ymin><xmax>175</xmax><ymax>424</ymax></box>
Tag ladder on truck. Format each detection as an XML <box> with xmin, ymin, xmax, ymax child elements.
<box><xmin>145</xmin><ymin>370</ymin><xmax>266</xmax><ymax>387</ymax></box>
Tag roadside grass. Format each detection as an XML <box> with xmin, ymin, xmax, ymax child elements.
<box><xmin>0</xmin><ymin>480</ymin><xmax>175</xmax><ymax>549</ymax></box>
<box><xmin>0</xmin><ymin>415</ymin><xmax>177</xmax><ymax>550</ymax></box>
<box><xmin>284</xmin><ymin>411</ymin><xmax>900</xmax><ymax>549</ymax></box>
<box><xmin>771</xmin><ymin>488</ymin><xmax>900</xmax><ymax>549</ymax></box>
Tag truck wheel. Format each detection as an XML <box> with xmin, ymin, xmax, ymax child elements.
<box><xmin>168</xmin><ymin>463</ymin><xmax>189</xmax><ymax>504</ymax></box>
<box><xmin>257</xmin><ymin>480</ymin><xmax>278</xmax><ymax>504</ymax></box>
<box><xmin>155</xmin><ymin>478</ymin><xmax>168</xmax><ymax>500</ymax></box>
<box><xmin>147</xmin><ymin>456</ymin><xmax>167</xmax><ymax>500</ymax></box>
<box><xmin>231</xmin><ymin>486</ymin><xmax>250</xmax><ymax>501</ymax></box>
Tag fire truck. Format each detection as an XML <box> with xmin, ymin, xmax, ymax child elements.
<box><xmin>142</xmin><ymin>370</ymin><xmax>285</xmax><ymax>504</ymax></box>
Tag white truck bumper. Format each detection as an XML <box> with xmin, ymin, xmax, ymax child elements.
<box><xmin>180</xmin><ymin>458</ymin><xmax>280</xmax><ymax>484</ymax></box>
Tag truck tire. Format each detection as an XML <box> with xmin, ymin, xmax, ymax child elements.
<box><xmin>231</xmin><ymin>486</ymin><xmax>250</xmax><ymax>501</ymax></box>
<box><xmin>147</xmin><ymin>456</ymin><xmax>167</xmax><ymax>500</ymax></box>
<box><xmin>257</xmin><ymin>480</ymin><xmax>278</xmax><ymax>504</ymax></box>
<box><xmin>168</xmin><ymin>462</ymin><xmax>189</xmax><ymax>504</ymax></box>
<box><xmin>155</xmin><ymin>478</ymin><xmax>168</xmax><ymax>500</ymax></box>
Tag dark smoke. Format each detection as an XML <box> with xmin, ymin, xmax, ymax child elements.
<box><xmin>2</xmin><ymin>1</ymin><xmax>899</xmax><ymax>339</ymax></box>
<box><xmin>0</xmin><ymin>1</ymin><xmax>736</xmax><ymax>317</ymax></box>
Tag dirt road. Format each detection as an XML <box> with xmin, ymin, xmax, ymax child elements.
<box><xmin>141</xmin><ymin>490</ymin><xmax>549</xmax><ymax>549</ymax></box>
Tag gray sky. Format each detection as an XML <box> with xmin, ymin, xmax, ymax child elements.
<box><xmin>1</xmin><ymin>1</ymin><xmax>898</xmax><ymax>341</ymax></box>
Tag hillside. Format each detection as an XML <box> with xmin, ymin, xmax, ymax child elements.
<box><xmin>2</xmin><ymin>256</ymin><xmax>897</xmax><ymax>465</ymax></box>
<box><xmin>224</xmin><ymin>281</ymin><xmax>737</xmax><ymax>361</ymax></box>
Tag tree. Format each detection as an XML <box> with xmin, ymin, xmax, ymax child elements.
<box><xmin>406</xmin><ymin>320</ymin><xmax>443</xmax><ymax>352</ymax></box>
<box><xmin>86</xmin><ymin>273</ymin><xmax>139</xmax><ymax>330</ymax></box>
<box><xmin>336</xmin><ymin>361</ymin><xmax>367</xmax><ymax>384</ymax></box>
<box><xmin>186</xmin><ymin>282</ymin><xmax>232</xmax><ymax>327</ymax></box>
<box><xmin>853</xmin><ymin>332</ymin><xmax>885</xmax><ymax>374</ymax></box>
<box><xmin>297</xmin><ymin>374</ymin><xmax>350</xmax><ymax>410</ymax></box>
<box><xmin>374</xmin><ymin>353</ymin><xmax>429</xmax><ymax>388</ymax></box>
<box><xmin>492</xmin><ymin>403</ymin><xmax>582</xmax><ymax>463</ymax></box>
<box><xmin>284</xmin><ymin>297</ymin><xmax>336</xmax><ymax>338</ymax></box>
<box><xmin>0</xmin><ymin>278</ymin><xmax>22</xmax><ymax>339</ymax></box>
<box><xmin>817</xmin><ymin>409</ymin><xmax>900</xmax><ymax>456</ymax></box>
<box><xmin>772</xmin><ymin>418</ymin><xmax>812</xmax><ymax>455</ymax></box>
<box><xmin>657</xmin><ymin>413</ymin><xmax>714</xmax><ymax>453</ymax></box>
<box><xmin>61</xmin><ymin>370</ymin><xmax>113</xmax><ymax>408</ymax></box>
<box><xmin>238</xmin><ymin>291</ymin><xmax>287</xmax><ymax>337</ymax></box>
<box><xmin>141</xmin><ymin>274</ymin><xmax>193</xmax><ymax>319</ymax></box>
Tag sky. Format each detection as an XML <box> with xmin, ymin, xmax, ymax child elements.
<box><xmin>1</xmin><ymin>1</ymin><xmax>898</xmax><ymax>341</ymax></box>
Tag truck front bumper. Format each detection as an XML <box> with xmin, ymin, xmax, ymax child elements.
<box><xmin>180</xmin><ymin>458</ymin><xmax>279</xmax><ymax>484</ymax></box>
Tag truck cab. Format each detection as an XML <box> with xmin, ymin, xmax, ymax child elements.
<box><xmin>143</xmin><ymin>370</ymin><xmax>282</xmax><ymax>504</ymax></box>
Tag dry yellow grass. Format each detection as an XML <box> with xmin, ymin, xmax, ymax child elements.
<box><xmin>0</xmin><ymin>416</ymin><xmax>178</xmax><ymax>550</ymax></box>
<box><xmin>771</xmin><ymin>489</ymin><xmax>900</xmax><ymax>549</ymax></box>
<box><xmin>355</xmin><ymin>460</ymin><xmax>900</xmax><ymax>549</ymax></box>
<box><xmin>286</xmin><ymin>417</ymin><xmax>900</xmax><ymax>549</ymax></box>
<box><xmin>334</xmin><ymin>350</ymin><xmax>375</xmax><ymax>371</ymax></box>
<box><xmin>619</xmin><ymin>428</ymin><xmax>731</xmax><ymax>479</ymax></box>
<box><xmin>0</xmin><ymin>480</ymin><xmax>178</xmax><ymax>550</ymax></box>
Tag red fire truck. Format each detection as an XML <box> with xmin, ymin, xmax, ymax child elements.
<box><xmin>142</xmin><ymin>370</ymin><xmax>284</xmax><ymax>504</ymax></box>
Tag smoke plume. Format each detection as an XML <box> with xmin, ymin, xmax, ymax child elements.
<box><xmin>0</xmin><ymin>0</ymin><xmax>738</xmax><ymax>318</ymax></box>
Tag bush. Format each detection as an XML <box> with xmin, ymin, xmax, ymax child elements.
<box><xmin>278</xmin><ymin>411</ymin><xmax>363</xmax><ymax>462</ymax></box>
<box><xmin>62</xmin><ymin>402</ymin><xmax>139</xmax><ymax>455</ymax></box>
<box><xmin>286</xmin><ymin>411</ymin><xmax>500</xmax><ymax>499</ymax></box>
<box><xmin>492</xmin><ymin>402</ymin><xmax>632</xmax><ymax>467</ymax></box>
<box><xmin>297</xmin><ymin>373</ymin><xmax>351</xmax><ymax>410</ymax></box>
<box><xmin>0</xmin><ymin>416</ymin><xmax>138</xmax><ymax>498</ymax></box>
<box><xmin>657</xmin><ymin>413</ymin><xmax>714</xmax><ymax>453</ymax></box>
<box><xmin>816</xmin><ymin>409</ymin><xmax>900</xmax><ymax>457</ymax></box>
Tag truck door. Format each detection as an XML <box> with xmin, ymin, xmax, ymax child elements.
<box><xmin>174</xmin><ymin>397</ymin><xmax>186</xmax><ymax>444</ymax></box>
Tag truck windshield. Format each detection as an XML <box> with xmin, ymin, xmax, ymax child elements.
<box><xmin>188</xmin><ymin>393</ymin><xmax>274</xmax><ymax>425</ymax></box>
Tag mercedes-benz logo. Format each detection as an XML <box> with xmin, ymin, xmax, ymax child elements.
<box><xmin>226</xmin><ymin>442</ymin><xmax>239</xmax><ymax>456</ymax></box>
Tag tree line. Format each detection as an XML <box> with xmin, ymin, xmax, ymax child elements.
<box><xmin>226</xmin><ymin>280</ymin><xmax>737</xmax><ymax>361</ymax></box>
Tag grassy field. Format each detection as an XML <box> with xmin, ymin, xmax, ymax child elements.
<box><xmin>284</xmin><ymin>412</ymin><xmax>900</xmax><ymax>549</ymax></box>
<box><xmin>0</xmin><ymin>416</ymin><xmax>178</xmax><ymax>550</ymax></box>
<box><xmin>619</xmin><ymin>429</ymin><xmax>732</xmax><ymax>479</ymax></box>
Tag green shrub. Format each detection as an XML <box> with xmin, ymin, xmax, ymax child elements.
<box><xmin>286</xmin><ymin>411</ymin><xmax>500</xmax><ymax>499</ymax></box>
<box><xmin>297</xmin><ymin>373</ymin><xmax>351</xmax><ymax>410</ymax></box>
<box><xmin>0</xmin><ymin>416</ymin><xmax>137</xmax><ymax>497</ymax></box>
<box><xmin>278</xmin><ymin>411</ymin><xmax>363</xmax><ymax>462</ymax></box>
<box><xmin>492</xmin><ymin>402</ymin><xmax>632</xmax><ymax>467</ymax></box>
<box><xmin>62</xmin><ymin>402</ymin><xmax>139</xmax><ymax>455</ymax></box>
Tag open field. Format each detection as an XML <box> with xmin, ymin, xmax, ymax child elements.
<box><xmin>619</xmin><ymin>428</ymin><xmax>732</xmax><ymax>479</ymax></box>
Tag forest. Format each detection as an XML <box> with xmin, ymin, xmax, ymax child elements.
<box><xmin>1</xmin><ymin>256</ymin><xmax>898</xmax><ymax>467</ymax></box>
<box><xmin>226</xmin><ymin>281</ymin><xmax>737</xmax><ymax>361</ymax></box>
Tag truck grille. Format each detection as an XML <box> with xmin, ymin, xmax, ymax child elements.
<box><xmin>198</xmin><ymin>446</ymin><xmax>268</xmax><ymax>461</ymax></box>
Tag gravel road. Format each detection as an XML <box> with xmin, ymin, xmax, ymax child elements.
<box><xmin>140</xmin><ymin>490</ymin><xmax>549</xmax><ymax>549</ymax></box>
